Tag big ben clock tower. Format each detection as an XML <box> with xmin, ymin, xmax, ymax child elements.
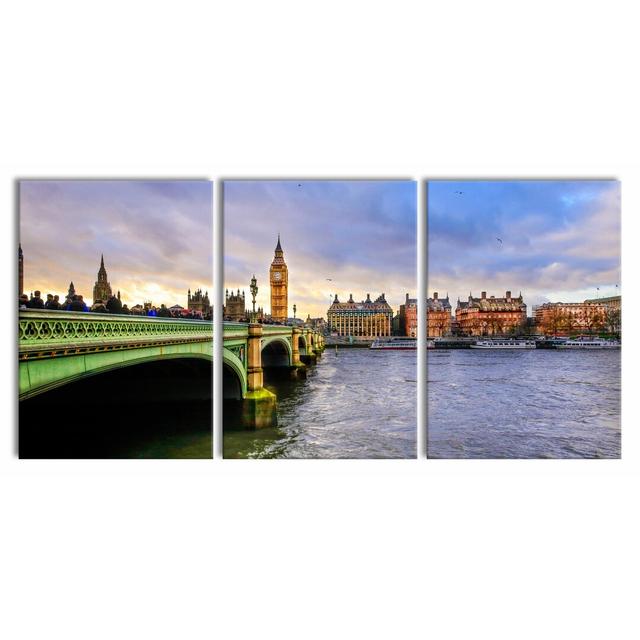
<box><xmin>270</xmin><ymin>234</ymin><xmax>288</xmax><ymax>322</ymax></box>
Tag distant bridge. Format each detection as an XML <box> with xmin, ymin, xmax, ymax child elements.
<box><xmin>19</xmin><ymin>310</ymin><xmax>213</xmax><ymax>401</ymax></box>
<box><xmin>223</xmin><ymin>322</ymin><xmax>325</xmax><ymax>428</ymax></box>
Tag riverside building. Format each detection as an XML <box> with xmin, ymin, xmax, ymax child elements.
<box><xmin>327</xmin><ymin>293</ymin><xmax>393</xmax><ymax>338</ymax></box>
<box><xmin>399</xmin><ymin>293</ymin><xmax>418</xmax><ymax>337</ymax></box>
<box><xmin>534</xmin><ymin>296</ymin><xmax>620</xmax><ymax>335</ymax></box>
<box><xmin>427</xmin><ymin>292</ymin><xmax>451</xmax><ymax>337</ymax></box>
<box><xmin>188</xmin><ymin>288</ymin><xmax>211</xmax><ymax>317</ymax></box>
<box><xmin>224</xmin><ymin>289</ymin><xmax>246</xmax><ymax>321</ymax></box>
<box><xmin>456</xmin><ymin>290</ymin><xmax>526</xmax><ymax>336</ymax></box>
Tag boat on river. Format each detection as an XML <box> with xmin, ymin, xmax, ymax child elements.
<box><xmin>556</xmin><ymin>337</ymin><xmax>620</xmax><ymax>350</ymax></box>
<box><xmin>370</xmin><ymin>337</ymin><xmax>417</xmax><ymax>350</ymax></box>
<box><xmin>470</xmin><ymin>339</ymin><xmax>536</xmax><ymax>349</ymax></box>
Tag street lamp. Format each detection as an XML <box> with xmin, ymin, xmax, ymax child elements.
<box><xmin>293</xmin><ymin>303</ymin><xmax>297</xmax><ymax>319</ymax></box>
<box><xmin>250</xmin><ymin>274</ymin><xmax>258</xmax><ymax>322</ymax></box>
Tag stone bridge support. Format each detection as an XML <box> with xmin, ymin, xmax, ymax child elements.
<box><xmin>291</xmin><ymin>327</ymin><xmax>307</xmax><ymax>378</ymax></box>
<box><xmin>241</xmin><ymin>323</ymin><xmax>277</xmax><ymax>429</ymax></box>
<box><xmin>300</xmin><ymin>328</ymin><xmax>317</xmax><ymax>364</ymax></box>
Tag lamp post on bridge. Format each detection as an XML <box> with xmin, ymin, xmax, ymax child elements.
<box><xmin>293</xmin><ymin>303</ymin><xmax>297</xmax><ymax>320</ymax></box>
<box><xmin>250</xmin><ymin>274</ymin><xmax>258</xmax><ymax>323</ymax></box>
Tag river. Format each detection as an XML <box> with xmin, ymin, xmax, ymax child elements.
<box><xmin>428</xmin><ymin>349</ymin><xmax>621</xmax><ymax>458</ymax></box>
<box><xmin>224</xmin><ymin>348</ymin><xmax>417</xmax><ymax>458</ymax></box>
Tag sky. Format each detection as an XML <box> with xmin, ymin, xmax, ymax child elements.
<box><xmin>224</xmin><ymin>180</ymin><xmax>417</xmax><ymax>319</ymax></box>
<box><xmin>428</xmin><ymin>180</ymin><xmax>621</xmax><ymax>312</ymax></box>
<box><xmin>20</xmin><ymin>180</ymin><xmax>213</xmax><ymax>307</ymax></box>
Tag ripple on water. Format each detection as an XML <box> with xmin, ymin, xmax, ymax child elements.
<box><xmin>224</xmin><ymin>349</ymin><xmax>417</xmax><ymax>459</ymax></box>
<box><xmin>427</xmin><ymin>349</ymin><xmax>620</xmax><ymax>459</ymax></box>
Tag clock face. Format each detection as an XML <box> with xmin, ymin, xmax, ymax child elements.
<box><xmin>273</xmin><ymin>272</ymin><xmax>282</xmax><ymax>281</ymax></box>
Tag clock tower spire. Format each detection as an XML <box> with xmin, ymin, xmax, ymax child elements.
<box><xmin>270</xmin><ymin>234</ymin><xmax>288</xmax><ymax>322</ymax></box>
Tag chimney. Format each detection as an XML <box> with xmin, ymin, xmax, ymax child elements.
<box><xmin>433</xmin><ymin>291</ymin><xmax>438</xmax><ymax>300</ymax></box>
<box><xmin>481</xmin><ymin>291</ymin><xmax>486</xmax><ymax>299</ymax></box>
<box><xmin>506</xmin><ymin>290</ymin><xmax>511</xmax><ymax>300</ymax></box>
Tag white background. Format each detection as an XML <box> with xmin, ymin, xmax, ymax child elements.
<box><xmin>1</xmin><ymin>2</ymin><xmax>638</xmax><ymax>639</ymax></box>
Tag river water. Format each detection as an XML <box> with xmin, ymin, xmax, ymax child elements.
<box><xmin>224</xmin><ymin>348</ymin><xmax>417</xmax><ymax>458</ymax></box>
<box><xmin>428</xmin><ymin>349</ymin><xmax>621</xmax><ymax>458</ymax></box>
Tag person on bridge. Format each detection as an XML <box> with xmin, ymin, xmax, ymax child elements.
<box><xmin>19</xmin><ymin>294</ymin><xmax>29</xmax><ymax>309</ymax></box>
<box><xmin>45</xmin><ymin>294</ymin><xmax>62</xmax><ymax>310</ymax></box>
<box><xmin>106</xmin><ymin>294</ymin><xmax>123</xmax><ymax>314</ymax></box>
<box><xmin>27</xmin><ymin>291</ymin><xmax>45</xmax><ymax>309</ymax></box>
<box><xmin>91</xmin><ymin>299</ymin><xmax>108</xmax><ymax>313</ymax></box>
<box><xmin>66</xmin><ymin>295</ymin><xmax>88</xmax><ymax>312</ymax></box>
<box><xmin>147</xmin><ymin>307</ymin><xmax>157</xmax><ymax>317</ymax></box>
<box><xmin>157</xmin><ymin>304</ymin><xmax>171</xmax><ymax>317</ymax></box>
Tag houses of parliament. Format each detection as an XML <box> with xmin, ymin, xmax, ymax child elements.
<box><xmin>19</xmin><ymin>246</ymin><xmax>209</xmax><ymax>314</ymax></box>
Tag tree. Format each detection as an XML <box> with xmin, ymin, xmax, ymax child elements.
<box><xmin>561</xmin><ymin>310</ymin><xmax>578</xmax><ymax>336</ymax></box>
<box><xmin>541</xmin><ymin>306</ymin><xmax>565</xmax><ymax>335</ymax></box>
<box><xmin>585</xmin><ymin>308</ymin><xmax>605</xmax><ymax>335</ymax></box>
<box><xmin>604</xmin><ymin>307</ymin><xmax>621</xmax><ymax>336</ymax></box>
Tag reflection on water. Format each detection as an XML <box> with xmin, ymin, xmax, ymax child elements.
<box><xmin>428</xmin><ymin>349</ymin><xmax>621</xmax><ymax>459</ymax></box>
<box><xmin>224</xmin><ymin>349</ymin><xmax>417</xmax><ymax>459</ymax></box>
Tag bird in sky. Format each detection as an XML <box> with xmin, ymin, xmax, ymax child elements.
<box><xmin>496</xmin><ymin>237</ymin><xmax>503</xmax><ymax>245</ymax></box>
<box><xmin>455</xmin><ymin>190</ymin><xmax>463</xmax><ymax>195</ymax></box>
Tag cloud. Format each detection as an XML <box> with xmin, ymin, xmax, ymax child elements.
<box><xmin>20</xmin><ymin>180</ymin><xmax>212</xmax><ymax>307</ymax></box>
<box><xmin>428</xmin><ymin>180</ymin><xmax>620</xmax><ymax>309</ymax></box>
<box><xmin>224</xmin><ymin>180</ymin><xmax>417</xmax><ymax>317</ymax></box>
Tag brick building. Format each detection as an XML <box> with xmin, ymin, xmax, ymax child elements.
<box><xmin>427</xmin><ymin>292</ymin><xmax>451</xmax><ymax>337</ymax></box>
<box><xmin>398</xmin><ymin>293</ymin><xmax>418</xmax><ymax>337</ymax></box>
<box><xmin>456</xmin><ymin>290</ymin><xmax>526</xmax><ymax>336</ymax></box>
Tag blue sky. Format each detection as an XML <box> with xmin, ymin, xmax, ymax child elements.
<box><xmin>20</xmin><ymin>180</ymin><xmax>212</xmax><ymax>306</ymax></box>
<box><xmin>224</xmin><ymin>180</ymin><xmax>416</xmax><ymax>318</ymax></box>
<box><xmin>428</xmin><ymin>180</ymin><xmax>620</xmax><ymax>310</ymax></box>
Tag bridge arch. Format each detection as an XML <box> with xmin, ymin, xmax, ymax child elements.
<box><xmin>20</xmin><ymin>346</ymin><xmax>213</xmax><ymax>401</ymax></box>
<box><xmin>222</xmin><ymin>346</ymin><xmax>247</xmax><ymax>399</ymax></box>
<box><xmin>261</xmin><ymin>336</ymin><xmax>292</xmax><ymax>367</ymax></box>
<box><xmin>298</xmin><ymin>334</ymin><xmax>307</xmax><ymax>355</ymax></box>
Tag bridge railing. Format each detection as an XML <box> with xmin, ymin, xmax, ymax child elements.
<box><xmin>19</xmin><ymin>310</ymin><xmax>212</xmax><ymax>358</ymax></box>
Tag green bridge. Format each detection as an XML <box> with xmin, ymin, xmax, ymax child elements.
<box><xmin>18</xmin><ymin>311</ymin><xmax>324</xmax><ymax>429</ymax></box>
<box><xmin>19</xmin><ymin>310</ymin><xmax>213</xmax><ymax>401</ymax></box>
<box><xmin>223</xmin><ymin>321</ymin><xmax>325</xmax><ymax>428</ymax></box>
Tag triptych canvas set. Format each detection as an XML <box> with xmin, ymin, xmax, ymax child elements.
<box><xmin>18</xmin><ymin>179</ymin><xmax>621</xmax><ymax>459</ymax></box>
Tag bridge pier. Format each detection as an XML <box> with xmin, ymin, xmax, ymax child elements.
<box><xmin>300</xmin><ymin>329</ymin><xmax>318</xmax><ymax>365</ymax></box>
<box><xmin>241</xmin><ymin>323</ymin><xmax>277</xmax><ymax>429</ymax></box>
<box><xmin>221</xmin><ymin>321</ymin><xmax>325</xmax><ymax>430</ymax></box>
<box><xmin>290</xmin><ymin>327</ymin><xmax>307</xmax><ymax>378</ymax></box>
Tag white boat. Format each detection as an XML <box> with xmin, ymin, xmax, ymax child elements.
<box><xmin>470</xmin><ymin>339</ymin><xmax>536</xmax><ymax>349</ymax></box>
<box><xmin>370</xmin><ymin>337</ymin><xmax>417</xmax><ymax>350</ymax></box>
<box><xmin>557</xmin><ymin>337</ymin><xmax>620</xmax><ymax>350</ymax></box>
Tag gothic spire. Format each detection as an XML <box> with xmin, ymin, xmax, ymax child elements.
<box><xmin>97</xmin><ymin>253</ymin><xmax>107</xmax><ymax>279</ymax></box>
<box><xmin>275</xmin><ymin>234</ymin><xmax>282</xmax><ymax>252</ymax></box>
